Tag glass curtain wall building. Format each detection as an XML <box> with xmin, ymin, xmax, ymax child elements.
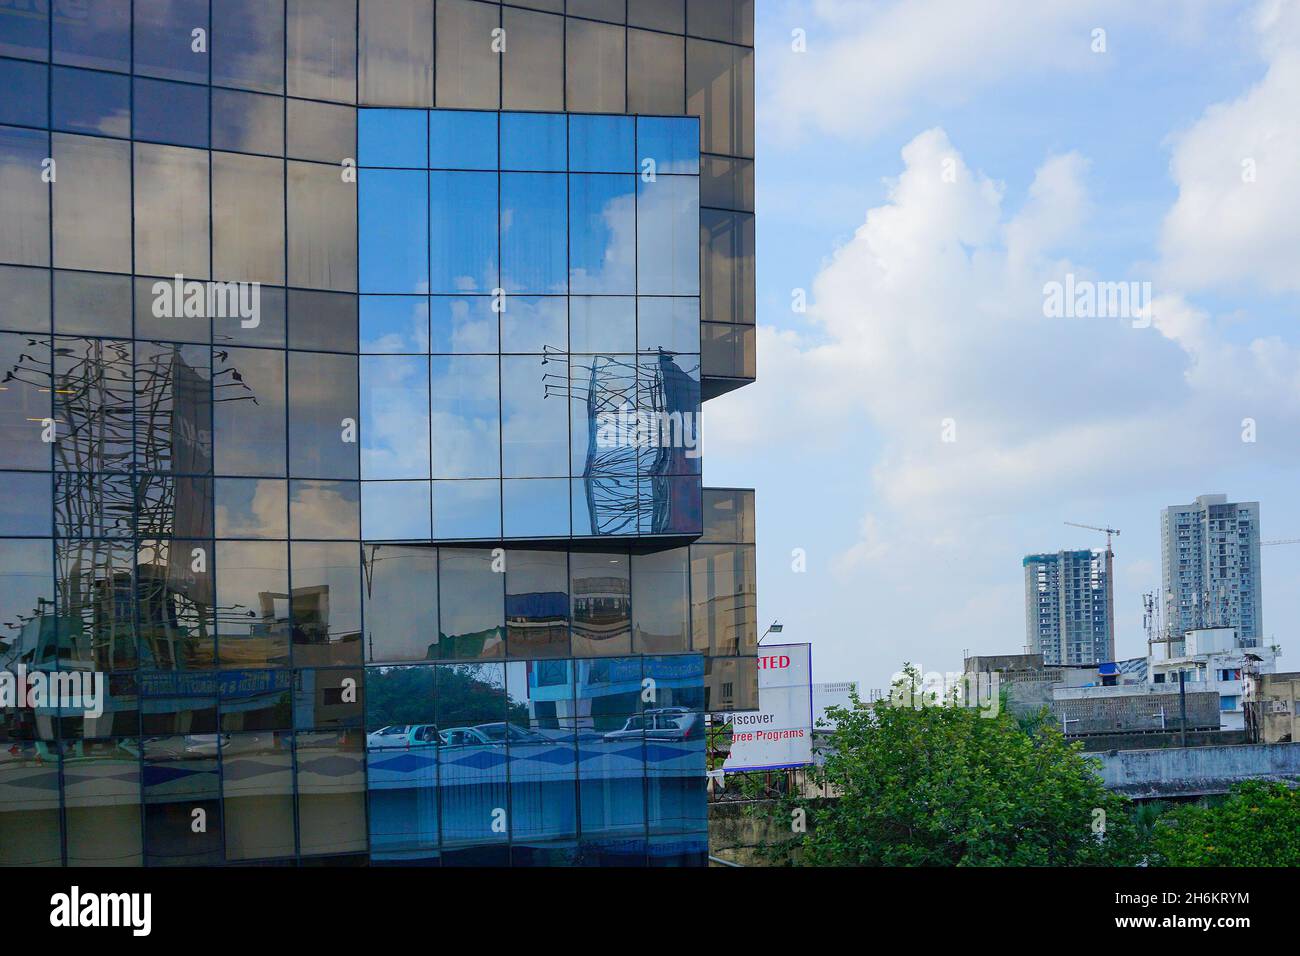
<box><xmin>0</xmin><ymin>0</ymin><xmax>756</xmax><ymax>867</ymax></box>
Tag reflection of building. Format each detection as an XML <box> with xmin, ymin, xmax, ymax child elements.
<box><xmin>0</xmin><ymin>2</ymin><xmax>757</xmax><ymax>868</ymax></box>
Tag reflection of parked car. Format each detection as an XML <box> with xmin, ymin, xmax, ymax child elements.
<box><xmin>439</xmin><ymin>723</ymin><xmax>547</xmax><ymax>747</ymax></box>
<box><xmin>366</xmin><ymin>724</ymin><xmax>440</xmax><ymax>750</ymax></box>
<box><xmin>603</xmin><ymin>708</ymin><xmax>701</xmax><ymax>742</ymax></box>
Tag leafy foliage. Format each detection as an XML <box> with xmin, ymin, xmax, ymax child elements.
<box><xmin>764</xmin><ymin>664</ymin><xmax>1143</xmax><ymax>866</ymax></box>
<box><xmin>1148</xmin><ymin>781</ymin><xmax>1300</xmax><ymax>867</ymax></box>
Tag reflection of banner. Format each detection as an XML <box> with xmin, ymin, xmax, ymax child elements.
<box><xmin>722</xmin><ymin>643</ymin><xmax>812</xmax><ymax>771</ymax></box>
<box><xmin>168</xmin><ymin>354</ymin><xmax>214</xmax><ymax>603</ymax></box>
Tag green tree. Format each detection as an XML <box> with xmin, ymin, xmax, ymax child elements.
<box><xmin>762</xmin><ymin>664</ymin><xmax>1142</xmax><ymax>866</ymax></box>
<box><xmin>1149</xmin><ymin>781</ymin><xmax>1300</xmax><ymax>867</ymax></box>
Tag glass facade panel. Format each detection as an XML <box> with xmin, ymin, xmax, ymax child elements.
<box><xmin>0</xmin><ymin>4</ymin><xmax>753</xmax><ymax>867</ymax></box>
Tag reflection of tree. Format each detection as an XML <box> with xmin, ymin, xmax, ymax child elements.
<box><xmin>365</xmin><ymin>665</ymin><xmax>527</xmax><ymax>731</ymax></box>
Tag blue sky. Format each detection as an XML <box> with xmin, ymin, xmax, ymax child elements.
<box><xmin>705</xmin><ymin>0</ymin><xmax>1300</xmax><ymax>692</ymax></box>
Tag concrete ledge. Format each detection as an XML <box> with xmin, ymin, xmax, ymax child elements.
<box><xmin>1094</xmin><ymin>742</ymin><xmax>1300</xmax><ymax>798</ymax></box>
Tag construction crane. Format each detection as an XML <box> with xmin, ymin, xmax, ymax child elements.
<box><xmin>1064</xmin><ymin>521</ymin><xmax>1121</xmax><ymax>554</ymax></box>
<box><xmin>1261</xmin><ymin>538</ymin><xmax>1300</xmax><ymax>546</ymax></box>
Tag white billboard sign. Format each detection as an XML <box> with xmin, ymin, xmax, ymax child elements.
<box><xmin>722</xmin><ymin>644</ymin><xmax>813</xmax><ymax>772</ymax></box>
<box><xmin>813</xmin><ymin>681</ymin><xmax>858</xmax><ymax>732</ymax></box>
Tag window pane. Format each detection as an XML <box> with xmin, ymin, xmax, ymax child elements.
<box><xmin>432</xmin><ymin>479</ymin><xmax>501</xmax><ymax>539</ymax></box>
<box><xmin>133</xmin><ymin>342</ymin><xmax>213</xmax><ymax>474</ymax></box>
<box><xmin>361</xmin><ymin>295</ymin><xmax>428</xmax><ymax>353</ymax></box>
<box><xmin>430</xmin><ymin>355</ymin><xmax>498</xmax><ymax>479</ymax></box>
<box><xmin>360</xmin><ymin>355</ymin><xmax>430</xmax><ymax>479</ymax></box>
<box><xmin>0</xmin><ymin>126</ymin><xmax>49</xmax><ymax>267</ymax></box>
<box><xmin>55</xmin><ymin>0</ymin><xmax>130</xmax><ymax>72</ymax></box>
<box><xmin>502</xmin><ymin>355</ymin><xmax>566</xmax><ymax>478</ymax></box>
<box><xmin>429</xmin><ymin>296</ymin><xmax>497</xmax><ymax>354</ymax></box>
<box><xmin>217</xmin><ymin>543</ymin><xmax>290</xmax><ymax>666</ymax></box>
<box><xmin>629</xmin><ymin>29</ymin><xmax>685</xmax><ymax>115</ymax></box>
<box><xmin>639</xmin><ymin>175</ymin><xmax>700</xmax><ymax>295</ymax></box>
<box><xmin>135</xmin><ymin>143</ymin><xmax>210</xmax><ymax>280</ymax></box>
<box><xmin>505</xmin><ymin>550</ymin><xmax>568</xmax><ymax>658</ymax></box>
<box><xmin>0</xmin><ymin>0</ymin><xmax>49</xmax><ymax>60</ymax></box>
<box><xmin>288</xmin><ymin>160</ymin><xmax>358</xmax><ymax>292</ymax></box>
<box><xmin>212</xmin><ymin>0</ymin><xmax>284</xmax><ymax>93</ymax></box>
<box><xmin>500</xmin><ymin>112</ymin><xmax>565</xmax><ymax>172</ymax></box>
<box><xmin>53</xmin><ymin>270</ymin><xmax>130</xmax><ymax>338</ymax></box>
<box><xmin>288</xmin><ymin>289</ymin><xmax>358</xmax><ymax>353</ymax></box>
<box><xmin>287</xmin><ymin>98</ymin><xmax>356</xmax><ymax>162</ymax></box>
<box><xmin>64</xmin><ymin>739</ymin><xmax>142</xmax><ymax>865</ymax></box>
<box><xmin>213</xmin><ymin>88</ymin><xmax>284</xmax><ymax>155</ymax></box>
<box><xmin>358</xmin><ymin>108</ymin><xmax>427</xmax><ymax>168</ymax></box>
<box><xmin>213</xmin><ymin>347</ymin><xmax>286</xmax><ymax>477</ymax></box>
<box><xmin>53</xmin><ymin>337</ymin><xmax>133</xmax><ymax>474</ymax></box>
<box><xmin>52</xmin><ymin>67</ymin><xmax>130</xmax><ymax>138</ymax></box>
<box><xmin>296</xmin><ymin>730</ymin><xmax>367</xmax><ymax>854</ymax></box>
<box><xmin>501</xmin><ymin>7</ymin><xmax>563</xmax><ymax>111</ymax></box>
<box><xmin>571</xmin><ymin>552</ymin><xmax>631</xmax><ymax>656</ymax></box>
<box><xmin>429</xmin><ymin>110</ymin><xmax>497</xmax><ymax>170</ymax></box>
<box><xmin>363</xmin><ymin>546</ymin><xmax>437</xmax><ymax>662</ymax></box>
<box><xmin>51</xmin><ymin>134</ymin><xmax>130</xmax><ymax>273</ymax></box>
<box><xmin>0</xmin><ymin>331</ymin><xmax>50</xmax><ymax>469</ymax></box>
<box><xmin>566</xmin><ymin>18</ymin><xmax>625</xmax><ymax>114</ymax></box>
<box><xmin>0</xmin><ymin>265</ymin><xmax>49</xmax><ymax>333</ymax></box>
<box><xmin>289</xmin><ymin>351</ymin><xmax>359</xmax><ymax>479</ymax></box>
<box><xmin>701</xmin><ymin>208</ymin><xmax>754</xmax><ymax>325</ymax></box>
<box><xmin>639</xmin><ymin>297</ymin><xmax>699</xmax><ymax>354</ymax></box>
<box><xmin>358</xmin><ymin>0</ymin><xmax>433</xmax><ymax>107</ymax></box>
<box><xmin>502</xmin><ymin>478</ymin><xmax>569</xmax><ymax>538</ymax></box>
<box><xmin>570</xmin><ymin>115</ymin><xmax>635</xmax><ymax>174</ymax></box>
<box><xmin>430</xmin><ymin>171</ymin><xmax>498</xmax><ymax>293</ymax></box>
<box><xmin>500</xmin><ymin>295</ymin><xmax>565</xmax><ymax>354</ymax></box>
<box><xmin>689</xmin><ymin>543</ymin><xmax>756</xmax><ymax>655</ymax></box>
<box><xmin>0</xmin><ymin>538</ymin><xmax>55</xmax><ymax>669</ymax></box>
<box><xmin>292</xmin><ymin>542</ymin><xmax>362</xmax><ymax>666</ymax></box>
<box><xmin>570</xmin><ymin>296</ymin><xmax>634</xmax><ymax>353</ymax></box>
<box><xmin>640</xmin><ymin>116</ymin><xmax>699</xmax><ymax>175</ymax></box>
<box><xmin>687</xmin><ymin>0</ymin><xmax>754</xmax><ymax>45</ymax></box>
<box><xmin>632</xmin><ymin>548</ymin><xmax>689</xmax><ymax>653</ymax></box>
<box><xmin>436</xmin><ymin>0</ymin><xmax>500</xmax><ymax>109</ymax></box>
<box><xmin>133</xmin><ymin>76</ymin><xmax>207</xmax><ymax>147</ymax></box>
<box><xmin>290</xmin><ymin>479</ymin><xmax>360</xmax><ymax>539</ymax></box>
<box><xmin>630</xmin><ymin>0</ymin><xmax>685</xmax><ymax>33</ymax></box>
<box><xmin>570</xmin><ymin>0</ymin><xmax>625</xmax><ymax>22</ymax></box>
<box><xmin>216</xmin><ymin>477</ymin><xmax>288</xmax><ymax>538</ymax></box>
<box><xmin>501</xmin><ymin>173</ymin><xmax>566</xmax><ymax>294</ymax></box>
<box><xmin>0</xmin><ymin>472</ymin><xmax>51</xmax><ymax>535</ymax></box>
<box><xmin>221</xmin><ymin>731</ymin><xmax>295</xmax><ymax>860</ymax></box>
<box><xmin>137</xmin><ymin>538</ymin><xmax>216</xmax><ymax>668</ymax></box>
<box><xmin>55</xmin><ymin>540</ymin><xmax>135</xmax><ymax>669</ymax></box>
<box><xmin>687</xmin><ymin>38</ymin><xmax>754</xmax><ymax>158</ymax></box>
<box><xmin>287</xmin><ymin>0</ymin><xmax>356</xmax><ymax>102</ymax></box>
<box><xmin>0</xmin><ymin>59</ymin><xmax>46</xmax><ymax>127</ymax></box>
<box><xmin>437</xmin><ymin>551</ymin><xmax>504</xmax><ymax>660</ymax></box>
<box><xmin>361</xmin><ymin>480</ymin><xmax>431</xmax><ymax>540</ymax></box>
<box><xmin>134</xmin><ymin>0</ymin><xmax>209</xmax><ymax>83</ymax></box>
<box><xmin>570</xmin><ymin>174</ymin><xmax>636</xmax><ymax>294</ymax></box>
<box><xmin>359</xmin><ymin>169</ymin><xmax>428</xmax><ymax>293</ymax></box>
<box><xmin>213</xmin><ymin>151</ymin><xmax>285</xmax><ymax>284</ymax></box>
